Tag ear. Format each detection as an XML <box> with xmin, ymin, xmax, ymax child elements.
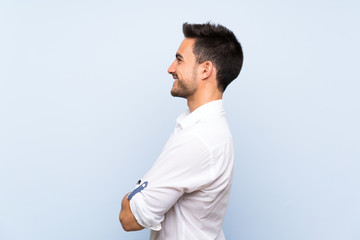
<box><xmin>200</xmin><ymin>61</ymin><xmax>215</xmax><ymax>80</ymax></box>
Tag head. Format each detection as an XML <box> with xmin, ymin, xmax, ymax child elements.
<box><xmin>168</xmin><ymin>22</ymin><xmax>243</xmax><ymax>98</ymax></box>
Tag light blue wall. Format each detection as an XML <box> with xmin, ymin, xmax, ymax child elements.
<box><xmin>0</xmin><ymin>0</ymin><xmax>359</xmax><ymax>239</ymax></box>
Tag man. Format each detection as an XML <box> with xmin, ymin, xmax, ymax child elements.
<box><xmin>119</xmin><ymin>22</ymin><xmax>243</xmax><ymax>240</ymax></box>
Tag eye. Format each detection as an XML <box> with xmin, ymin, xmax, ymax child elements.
<box><xmin>177</xmin><ymin>58</ymin><xmax>182</xmax><ymax>62</ymax></box>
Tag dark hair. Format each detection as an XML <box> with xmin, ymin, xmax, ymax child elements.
<box><xmin>183</xmin><ymin>22</ymin><xmax>243</xmax><ymax>92</ymax></box>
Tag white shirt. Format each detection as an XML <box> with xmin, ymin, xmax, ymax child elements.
<box><xmin>129</xmin><ymin>100</ymin><xmax>234</xmax><ymax>240</ymax></box>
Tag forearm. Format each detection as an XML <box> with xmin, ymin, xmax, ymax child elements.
<box><xmin>119</xmin><ymin>193</ymin><xmax>144</xmax><ymax>231</ymax></box>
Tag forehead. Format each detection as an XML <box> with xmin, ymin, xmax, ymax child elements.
<box><xmin>177</xmin><ymin>38</ymin><xmax>195</xmax><ymax>58</ymax></box>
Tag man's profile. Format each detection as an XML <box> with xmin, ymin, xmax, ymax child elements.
<box><xmin>119</xmin><ymin>22</ymin><xmax>243</xmax><ymax>240</ymax></box>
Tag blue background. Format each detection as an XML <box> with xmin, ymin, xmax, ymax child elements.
<box><xmin>0</xmin><ymin>0</ymin><xmax>359</xmax><ymax>239</ymax></box>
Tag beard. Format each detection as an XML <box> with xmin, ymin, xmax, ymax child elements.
<box><xmin>171</xmin><ymin>79</ymin><xmax>197</xmax><ymax>98</ymax></box>
<box><xmin>170</xmin><ymin>71</ymin><xmax>198</xmax><ymax>98</ymax></box>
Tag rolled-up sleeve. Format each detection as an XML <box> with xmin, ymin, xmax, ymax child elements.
<box><xmin>129</xmin><ymin>133</ymin><xmax>213</xmax><ymax>231</ymax></box>
<box><xmin>129</xmin><ymin>192</ymin><xmax>163</xmax><ymax>230</ymax></box>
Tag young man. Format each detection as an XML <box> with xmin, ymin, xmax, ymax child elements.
<box><xmin>120</xmin><ymin>22</ymin><xmax>243</xmax><ymax>240</ymax></box>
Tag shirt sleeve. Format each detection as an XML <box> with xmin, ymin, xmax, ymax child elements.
<box><xmin>129</xmin><ymin>133</ymin><xmax>213</xmax><ymax>231</ymax></box>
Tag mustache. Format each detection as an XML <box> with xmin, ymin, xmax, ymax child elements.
<box><xmin>171</xmin><ymin>73</ymin><xmax>178</xmax><ymax>79</ymax></box>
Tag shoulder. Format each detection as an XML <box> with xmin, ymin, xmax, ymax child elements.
<box><xmin>190</xmin><ymin>114</ymin><xmax>233</xmax><ymax>150</ymax></box>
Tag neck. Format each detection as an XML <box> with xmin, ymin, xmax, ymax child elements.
<box><xmin>187</xmin><ymin>88</ymin><xmax>223</xmax><ymax>113</ymax></box>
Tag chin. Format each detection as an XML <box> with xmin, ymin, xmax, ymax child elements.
<box><xmin>170</xmin><ymin>90</ymin><xmax>178</xmax><ymax>97</ymax></box>
<box><xmin>171</xmin><ymin>89</ymin><xmax>184</xmax><ymax>98</ymax></box>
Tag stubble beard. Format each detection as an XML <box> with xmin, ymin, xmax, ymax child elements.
<box><xmin>170</xmin><ymin>70</ymin><xmax>198</xmax><ymax>99</ymax></box>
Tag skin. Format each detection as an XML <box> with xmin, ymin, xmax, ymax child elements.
<box><xmin>168</xmin><ymin>38</ymin><xmax>223</xmax><ymax>112</ymax></box>
<box><xmin>119</xmin><ymin>193</ymin><xmax>144</xmax><ymax>231</ymax></box>
<box><xmin>119</xmin><ymin>37</ymin><xmax>223</xmax><ymax>231</ymax></box>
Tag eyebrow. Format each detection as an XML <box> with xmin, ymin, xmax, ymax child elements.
<box><xmin>176</xmin><ymin>53</ymin><xmax>184</xmax><ymax>60</ymax></box>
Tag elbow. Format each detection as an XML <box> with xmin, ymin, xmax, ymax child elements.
<box><xmin>120</xmin><ymin>217</ymin><xmax>131</xmax><ymax>232</ymax></box>
<box><xmin>121</xmin><ymin>222</ymin><xmax>132</xmax><ymax>232</ymax></box>
<box><xmin>119</xmin><ymin>196</ymin><xmax>144</xmax><ymax>232</ymax></box>
<box><xmin>119</xmin><ymin>211</ymin><xmax>130</xmax><ymax>231</ymax></box>
<box><xmin>119</xmin><ymin>211</ymin><xmax>141</xmax><ymax>232</ymax></box>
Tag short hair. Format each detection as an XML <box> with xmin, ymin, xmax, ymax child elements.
<box><xmin>183</xmin><ymin>22</ymin><xmax>243</xmax><ymax>92</ymax></box>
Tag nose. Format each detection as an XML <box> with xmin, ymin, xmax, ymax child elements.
<box><xmin>168</xmin><ymin>60</ymin><xmax>176</xmax><ymax>74</ymax></box>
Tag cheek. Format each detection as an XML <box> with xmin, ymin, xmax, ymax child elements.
<box><xmin>178</xmin><ymin>67</ymin><xmax>190</xmax><ymax>77</ymax></box>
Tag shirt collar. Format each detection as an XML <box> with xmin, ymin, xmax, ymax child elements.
<box><xmin>176</xmin><ymin>100</ymin><xmax>225</xmax><ymax>130</ymax></box>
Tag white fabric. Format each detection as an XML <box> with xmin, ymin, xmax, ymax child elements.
<box><xmin>129</xmin><ymin>99</ymin><xmax>234</xmax><ymax>240</ymax></box>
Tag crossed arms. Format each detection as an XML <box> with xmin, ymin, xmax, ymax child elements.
<box><xmin>119</xmin><ymin>193</ymin><xmax>144</xmax><ymax>231</ymax></box>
